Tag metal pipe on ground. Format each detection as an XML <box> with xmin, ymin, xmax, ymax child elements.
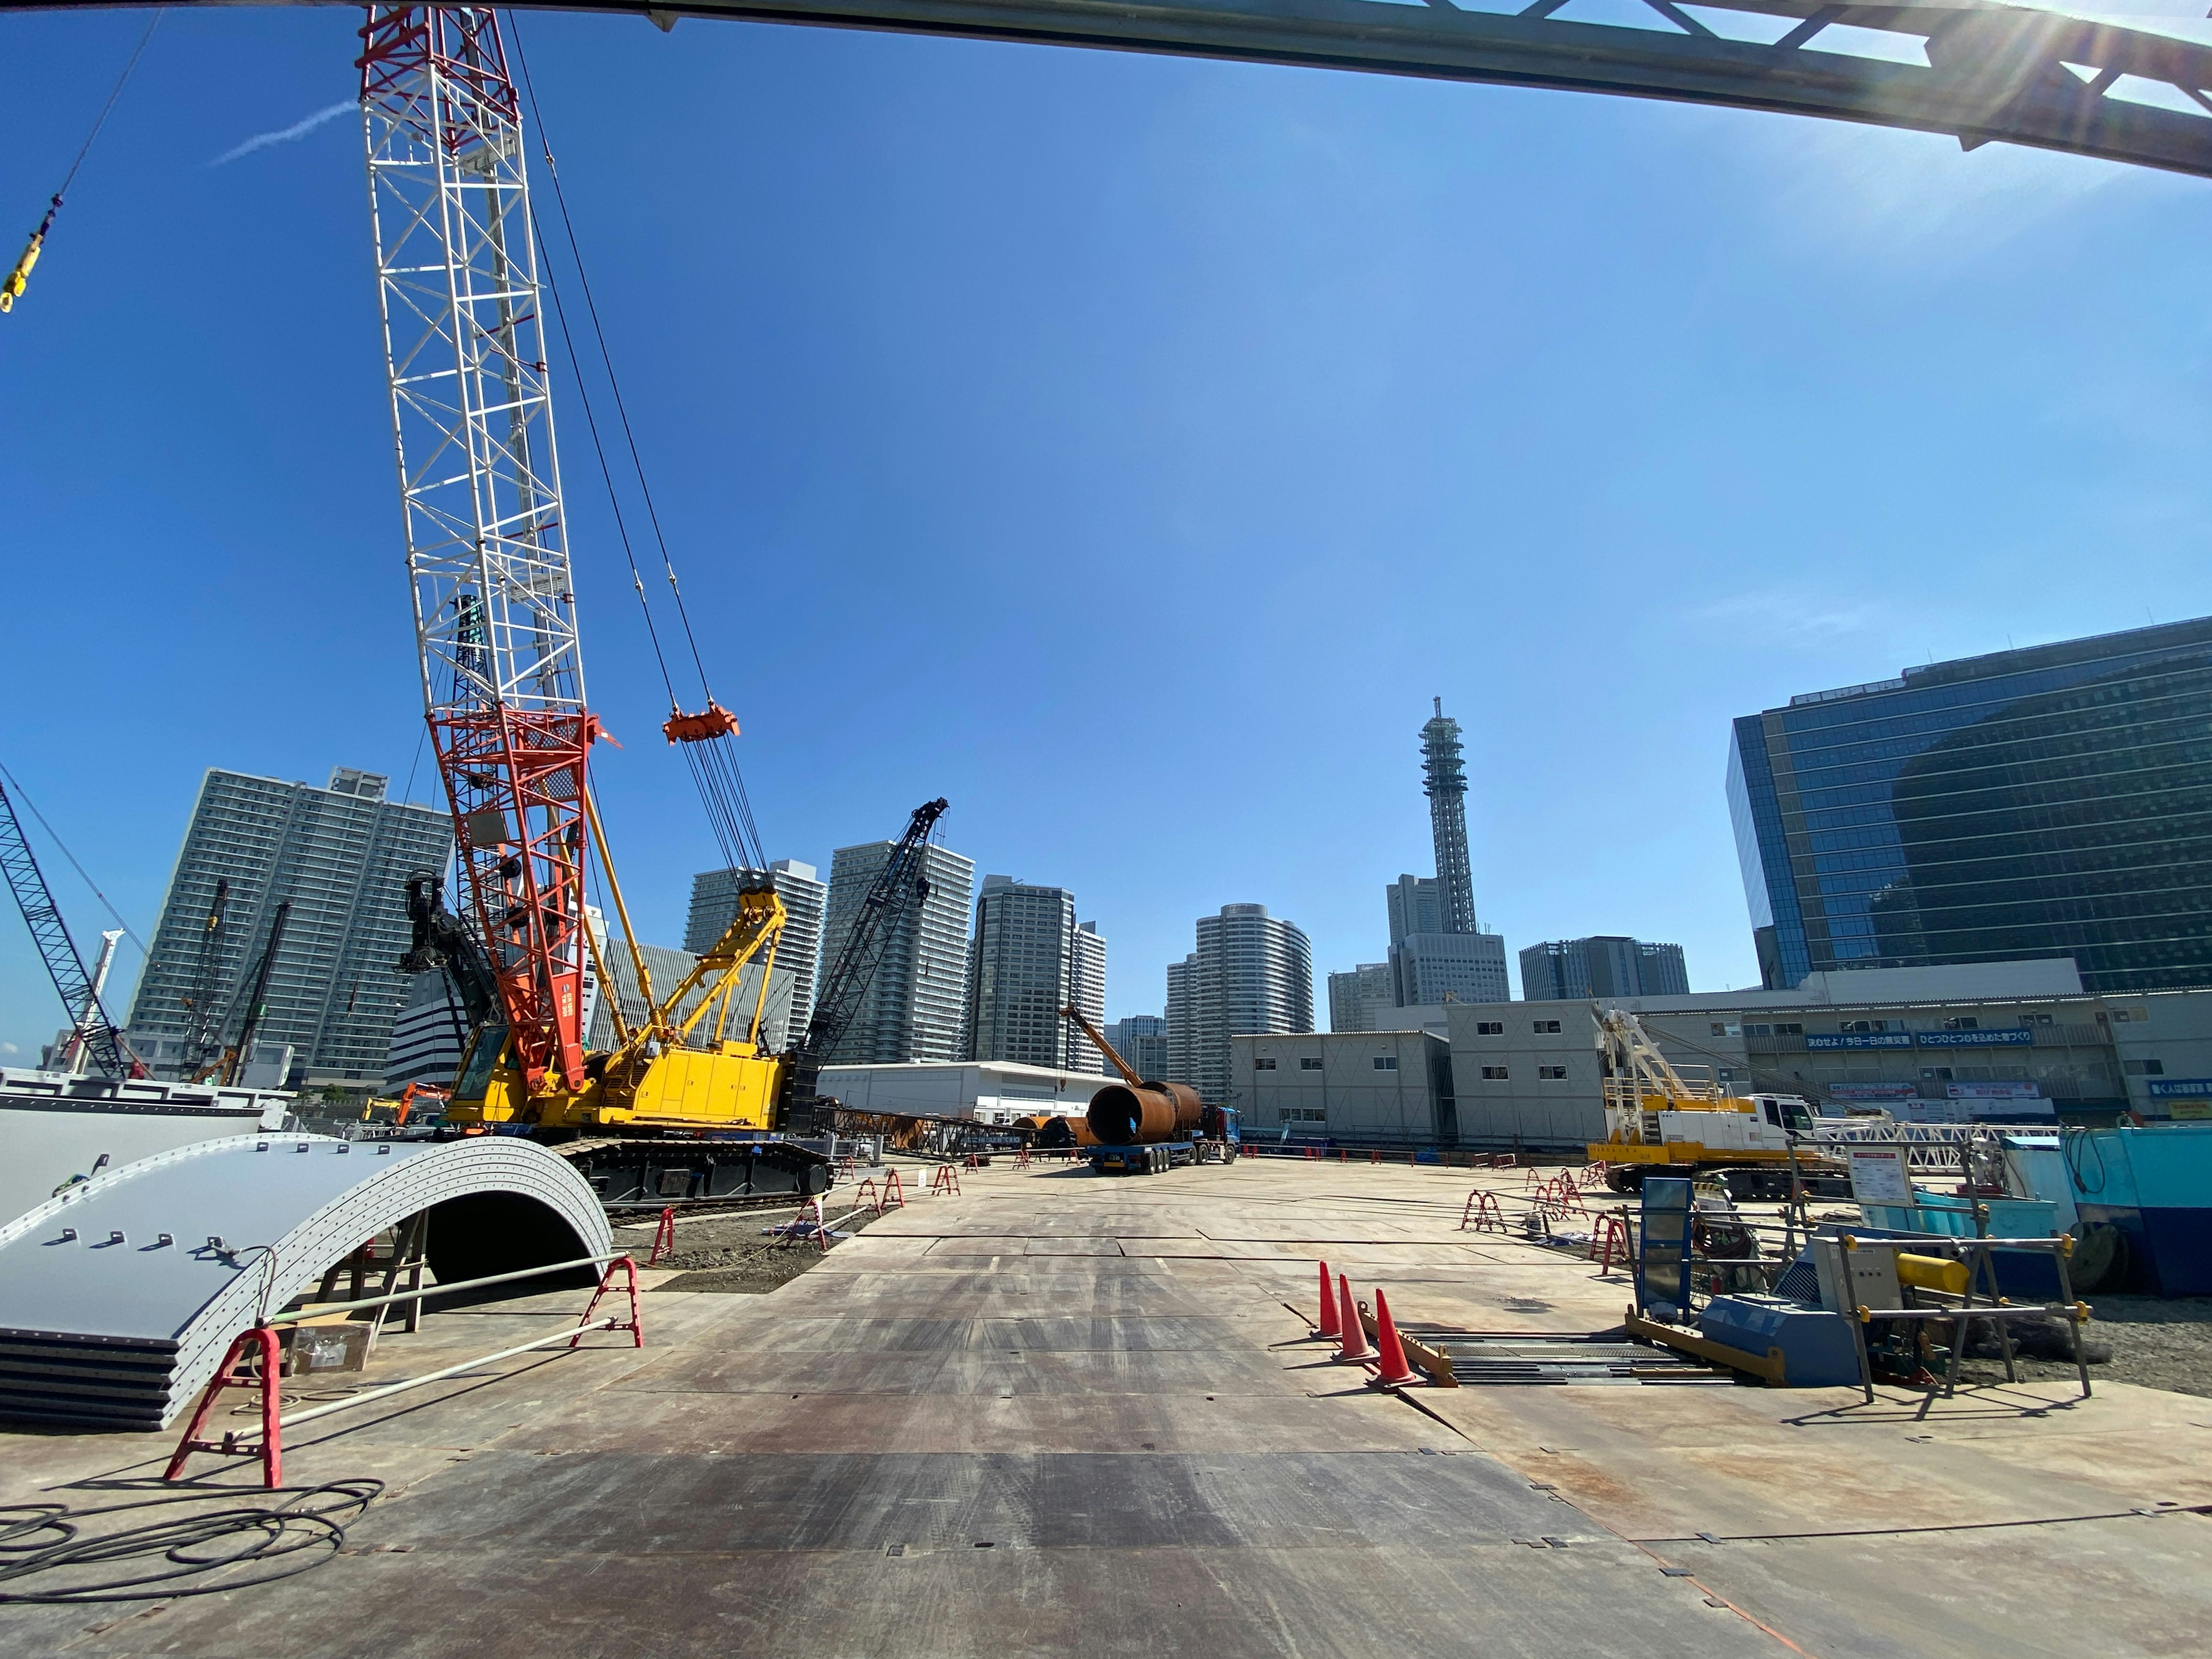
<box><xmin>279</xmin><ymin>1318</ymin><xmax>621</xmax><ymax>1429</ymax></box>
<box><xmin>1086</xmin><ymin>1082</ymin><xmax>1202</xmax><ymax>1146</ymax></box>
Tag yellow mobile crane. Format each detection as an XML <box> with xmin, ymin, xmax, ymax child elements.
<box><xmin>1590</xmin><ymin>1007</ymin><xmax>1828</xmax><ymax>1197</ymax></box>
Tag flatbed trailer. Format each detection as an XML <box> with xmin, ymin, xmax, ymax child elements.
<box><xmin>1089</xmin><ymin>1127</ymin><xmax>1238</xmax><ymax>1176</ymax></box>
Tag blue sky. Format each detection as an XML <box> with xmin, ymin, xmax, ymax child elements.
<box><xmin>6</xmin><ymin>3</ymin><xmax>2212</xmax><ymax>1061</ymax></box>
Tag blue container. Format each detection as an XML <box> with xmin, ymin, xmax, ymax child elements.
<box><xmin>2065</xmin><ymin>1125</ymin><xmax>2212</xmax><ymax>1297</ymax></box>
<box><xmin>1859</xmin><ymin>1194</ymin><xmax>2060</xmax><ymax>1239</ymax></box>
<box><xmin>1696</xmin><ymin>1295</ymin><xmax>1861</xmax><ymax>1388</ymax></box>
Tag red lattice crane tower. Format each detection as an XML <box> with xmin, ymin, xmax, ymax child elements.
<box><xmin>359</xmin><ymin>6</ymin><xmax>594</xmax><ymax>1094</ymax></box>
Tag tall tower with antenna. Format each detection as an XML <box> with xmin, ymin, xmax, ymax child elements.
<box><xmin>1421</xmin><ymin>698</ymin><xmax>1478</xmax><ymax>935</ymax></box>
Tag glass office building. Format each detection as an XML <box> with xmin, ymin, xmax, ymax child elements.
<box><xmin>1729</xmin><ymin>619</ymin><xmax>2212</xmax><ymax>994</ymax></box>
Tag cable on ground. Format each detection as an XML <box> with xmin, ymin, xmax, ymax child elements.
<box><xmin>0</xmin><ymin>1479</ymin><xmax>381</xmax><ymax>1603</ymax></box>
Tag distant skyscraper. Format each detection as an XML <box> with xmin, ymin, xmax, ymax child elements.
<box><xmin>128</xmin><ymin>767</ymin><xmax>451</xmax><ymax>1083</ymax></box>
<box><xmin>1167</xmin><ymin>904</ymin><xmax>1313</xmax><ymax>1103</ymax></box>
<box><xmin>1384</xmin><ymin>699</ymin><xmax>1510</xmax><ymax>1005</ymax></box>
<box><xmin>1165</xmin><ymin>955</ymin><xmax>1196</xmax><ymax>1086</ymax></box>
<box><xmin>1520</xmin><ymin>937</ymin><xmax>1690</xmax><ymax>1001</ymax></box>
<box><xmin>1731</xmin><ymin>618</ymin><xmax>2212</xmax><ymax>993</ymax></box>
<box><xmin>821</xmin><ymin>838</ymin><xmax>975</xmax><ymax>1063</ymax></box>
<box><xmin>1328</xmin><ymin>963</ymin><xmax>1394</xmax><ymax>1032</ymax></box>
<box><xmin>1422</xmin><ymin>698</ymin><xmax>1478</xmax><ymax>936</ymax></box>
<box><xmin>685</xmin><ymin>859</ymin><xmax>827</xmax><ymax>1037</ymax></box>
<box><xmin>1103</xmin><ymin>1014</ymin><xmax>1168</xmax><ymax>1080</ymax></box>
<box><xmin>1071</xmin><ymin>922</ymin><xmax>1107</xmax><ymax>1073</ymax></box>
<box><xmin>1386</xmin><ymin>875</ymin><xmax>1444</xmax><ymax>944</ymax></box>
<box><xmin>962</xmin><ymin>876</ymin><xmax>1107</xmax><ymax>1073</ymax></box>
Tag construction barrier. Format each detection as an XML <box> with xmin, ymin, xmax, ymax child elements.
<box><xmin>880</xmin><ymin>1169</ymin><xmax>906</xmax><ymax>1210</ymax></box>
<box><xmin>1590</xmin><ymin>1211</ymin><xmax>1634</xmax><ymax>1274</ymax></box>
<box><xmin>572</xmin><ymin>1256</ymin><xmax>646</xmax><ymax>1343</ymax></box>
<box><xmin>163</xmin><ymin>1327</ymin><xmax>283</xmax><ymax>1488</ymax></box>
<box><xmin>1015</xmin><ymin>1146</ymin><xmax>1031</xmax><ymax>1168</ymax></box>
<box><xmin>928</xmin><ymin>1165</ymin><xmax>963</xmax><ymax>1198</ymax></box>
<box><xmin>964</xmin><ymin>1153</ymin><xmax>980</xmax><ymax>1170</ymax></box>
<box><xmin>648</xmin><ymin>1206</ymin><xmax>677</xmax><ymax>1266</ymax></box>
<box><xmin>1459</xmin><ymin>1191</ymin><xmax>1505</xmax><ymax>1233</ymax></box>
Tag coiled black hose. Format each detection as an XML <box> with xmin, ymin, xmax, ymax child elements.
<box><xmin>0</xmin><ymin>1479</ymin><xmax>381</xmax><ymax>1603</ymax></box>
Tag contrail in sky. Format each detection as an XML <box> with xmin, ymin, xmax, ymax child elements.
<box><xmin>209</xmin><ymin>101</ymin><xmax>354</xmax><ymax>166</ymax></box>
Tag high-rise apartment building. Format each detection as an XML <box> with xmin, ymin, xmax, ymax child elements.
<box><xmin>1071</xmin><ymin>921</ymin><xmax>1107</xmax><ymax>1073</ymax></box>
<box><xmin>1730</xmin><ymin>619</ymin><xmax>2212</xmax><ymax>994</ymax></box>
<box><xmin>684</xmin><ymin>859</ymin><xmax>827</xmax><ymax>1037</ymax></box>
<box><xmin>821</xmin><ymin>837</ymin><xmax>975</xmax><ymax>1063</ymax></box>
<box><xmin>1328</xmin><ymin>963</ymin><xmax>1395</xmax><ymax>1033</ymax></box>
<box><xmin>1520</xmin><ymin>936</ymin><xmax>1690</xmax><ymax>1001</ymax></box>
<box><xmin>1165</xmin><ymin>956</ymin><xmax>1196</xmax><ymax>1086</ymax></box>
<box><xmin>1103</xmin><ymin>1014</ymin><xmax>1168</xmax><ymax>1080</ymax></box>
<box><xmin>961</xmin><ymin>876</ymin><xmax>1108</xmax><ymax>1072</ymax></box>
<box><xmin>128</xmin><ymin>767</ymin><xmax>452</xmax><ymax>1083</ymax></box>
<box><xmin>1165</xmin><ymin>904</ymin><xmax>1313</xmax><ymax>1104</ymax></box>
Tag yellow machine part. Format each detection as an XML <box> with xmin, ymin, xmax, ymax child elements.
<box><xmin>446</xmin><ymin>1041</ymin><xmax>783</xmax><ymax>1134</ymax></box>
<box><xmin>1896</xmin><ymin>1253</ymin><xmax>1971</xmax><ymax>1297</ymax></box>
<box><xmin>1589</xmin><ymin>1141</ymin><xmax>1794</xmax><ymax>1167</ymax></box>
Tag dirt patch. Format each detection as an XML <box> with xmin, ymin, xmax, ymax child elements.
<box><xmin>1957</xmin><ymin>1295</ymin><xmax>2212</xmax><ymax>1399</ymax></box>
<box><xmin>618</xmin><ymin>1196</ymin><xmax>887</xmax><ymax>1296</ymax></box>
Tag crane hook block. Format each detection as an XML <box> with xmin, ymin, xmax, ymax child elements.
<box><xmin>663</xmin><ymin>702</ymin><xmax>741</xmax><ymax>744</ymax></box>
<box><xmin>1</xmin><ymin>230</ymin><xmax>44</xmax><ymax>314</ymax></box>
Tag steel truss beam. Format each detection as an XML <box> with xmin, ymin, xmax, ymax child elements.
<box><xmin>589</xmin><ymin>0</ymin><xmax>2212</xmax><ymax>179</ymax></box>
<box><xmin>79</xmin><ymin>1</ymin><xmax>2212</xmax><ymax>178</ymax></box>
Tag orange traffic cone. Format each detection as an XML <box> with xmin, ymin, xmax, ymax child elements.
<box><xmin>1334</xmin><ymin>1272</ymin><xmax>1372</xmax><ymax>1363</ymax></box>
<box><xmin>1316</xmin><ymin>1259</ymin><xmax>1340</xmax><ymax>1340</ymax></box>
<box><xmin>1368</xmin><ymin>1288</ymin><xmax>1418</xmax><ymax>1388</ymax></box>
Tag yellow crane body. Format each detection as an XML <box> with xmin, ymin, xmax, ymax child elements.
<box><xmin>446</xmin><ymin>885</ymin><xmax>790</xmax><ymax>1136</ymax></box>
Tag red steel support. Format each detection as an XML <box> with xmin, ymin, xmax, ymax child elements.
<box><xmin>164</xmin><ymin>1327</ymin><xmax>283</xmax><ymax>1489</ymax></box>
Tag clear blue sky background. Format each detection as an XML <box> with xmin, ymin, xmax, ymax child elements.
<box><xmin>6</xmin><ymin>3</ymin><xmax>2212</xmax><ymax>1062</ymax></box>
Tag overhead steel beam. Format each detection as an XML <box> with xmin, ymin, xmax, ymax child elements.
<box><xmin>35</xmin><ymin>2</ymin><xmax>2212</xmax><ymax>176</ymax></box>
<box><xmin>623</xmin><ymin>0</ymin><xmax>2212</xmax><ymax>177</ymax></box>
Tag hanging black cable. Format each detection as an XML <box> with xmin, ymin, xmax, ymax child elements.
<box><xmin>3</xmin><ymin>9</ymin><xmax>163</xmax><ymax>315</ymax></box>
<box><xmin>507</xmin><ymin>12</ymin><xmax>767</xmax><ymax>876</ymax></box>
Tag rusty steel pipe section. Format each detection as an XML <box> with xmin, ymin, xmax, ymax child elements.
<box><xmin>1086</xmin><ymin>1081</ymin><xmax>1204</xmax><ymax>1146</ymax></box>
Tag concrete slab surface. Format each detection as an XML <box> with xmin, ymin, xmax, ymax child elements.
<box><xmin>1</xmin><ymin>1157</ymin><xmax>2206</xmax><ymax>1657</ymax></box>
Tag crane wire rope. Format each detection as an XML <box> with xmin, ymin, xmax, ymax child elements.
<box><xmin>505</xmin><ymin>13</ymin><xmax>767</xmax><ymax>878</ymax></box>
<box><xmin>0</xmin><ymin>759</ymin><xmax>148</xmax><ymax>958</ymax></box>
<box><xmin>3</xmin><ymin>9</ymin><xmax>164</xmax><ymax>315</ymax></box>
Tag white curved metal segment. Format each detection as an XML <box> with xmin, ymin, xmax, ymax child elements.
<box><xmin>0</xmin><ymin>1134</ymin><xmax>610</xmax><ymax>1431</ymax></box>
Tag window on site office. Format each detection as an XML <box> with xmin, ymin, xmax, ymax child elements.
<box><xmin>1372</xmin><ymin>1056</ymin><xmax>1397</xmax><ymax>1071</ymax></box>
<box><xmin>1476</xmin><ymin>1021</ymin><xmax>1503</xmax><ymax>1035</ymax></box>
<box><xmin>1538</xmin><ymin>1065</ymin><xmax>1567</xmax><ymax>1080</ymax></box>
<box><xmin>1254</xmin><ymin>1058</ymin><xmax>1277</xmax><ymax>1070</ymax></box>
<box><xmin>1532</xmin><ymin>1021</ymin><xmax>1560</xmax><ymax>1035</ymax></box>
<box><xmin>1300</xmin><ymin>1058</ymin><xmax>1323</xmax><ymax>1071</ymax></box>
<box><xmin>1481</xmin><ymin>1066</ymin><xmax>1509</xmax><ymax>1080</ymax></box>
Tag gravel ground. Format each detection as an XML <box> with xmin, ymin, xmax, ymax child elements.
<box><xmin>1957</xmin><ymin>1295</ymin><xmax>2212</xmax><ymax>1398</ymax></box>
<box><xmin>613</xmin><ymin>1190</ymin><xmax>888</xmax><ymax>1295</ymax></box>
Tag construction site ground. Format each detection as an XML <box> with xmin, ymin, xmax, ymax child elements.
<box><xmin>3</xmin><ymin>1157</ymin><xmax>2209</xmax><ymax>1657</ymax></box>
